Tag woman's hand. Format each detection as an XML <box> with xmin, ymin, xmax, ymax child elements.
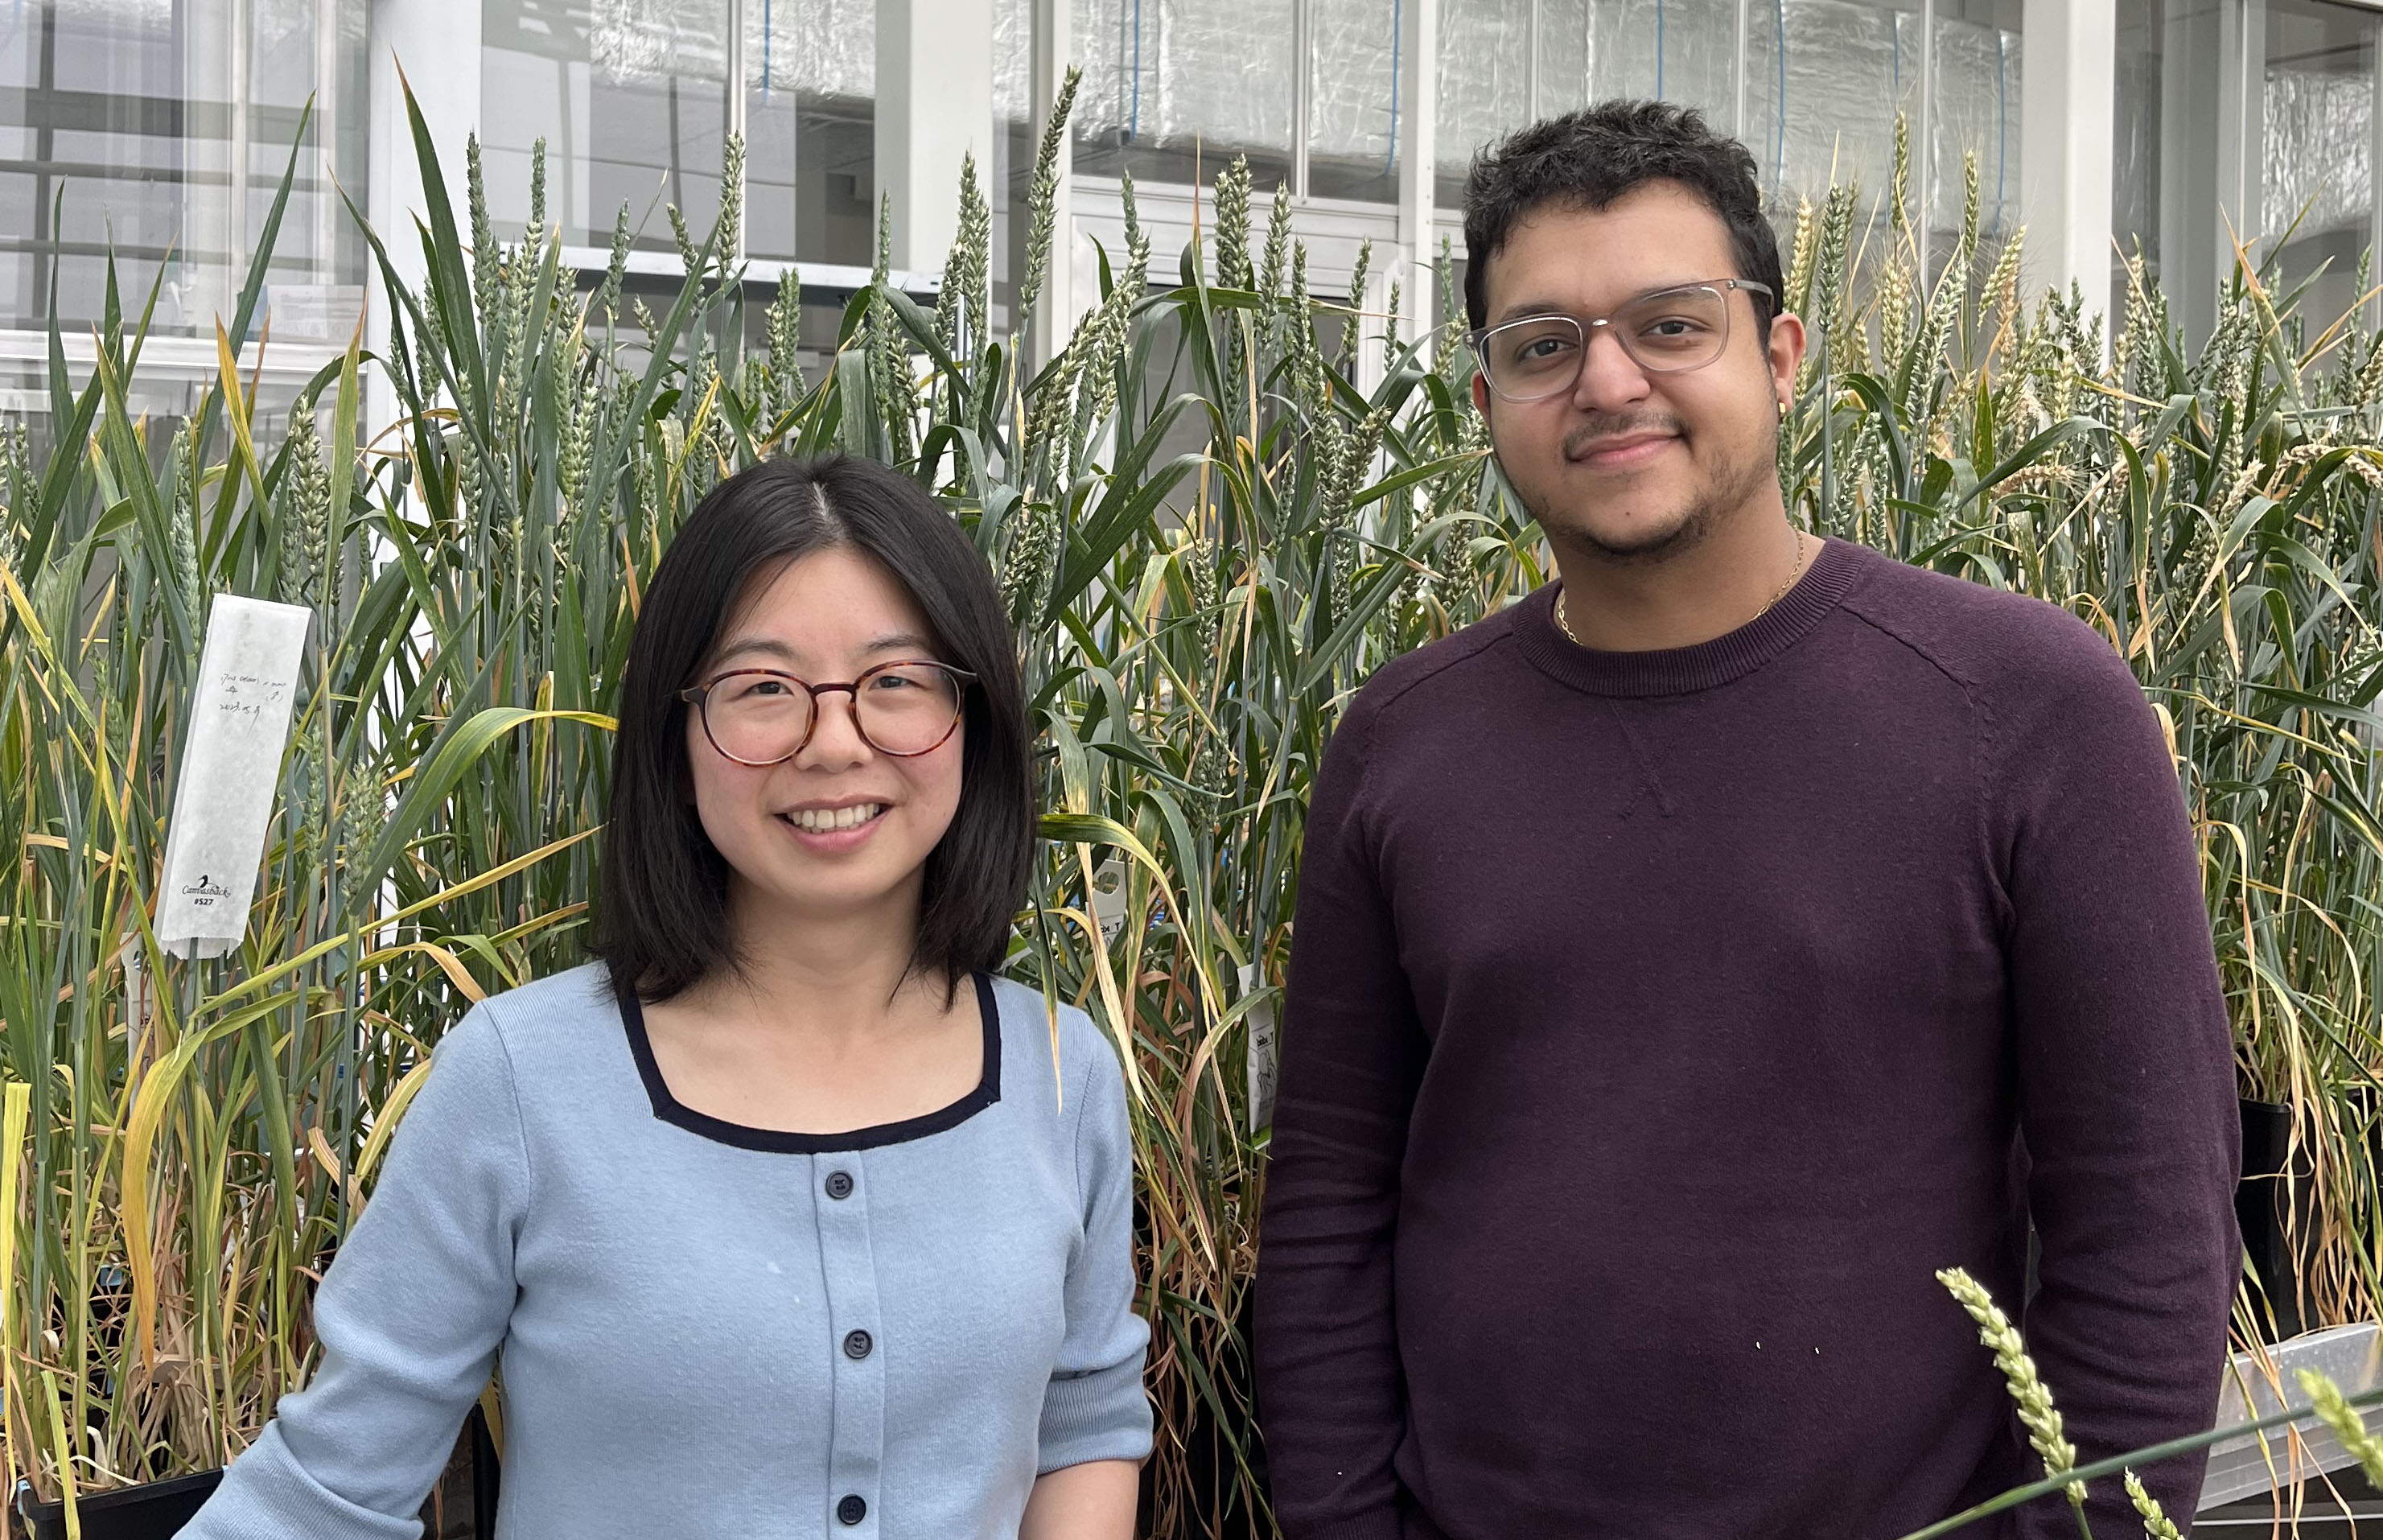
<box><xmin>1019</xmin><ymin>1457</ymin><xmax>1139</xmax><ymax>1539</ymax></box>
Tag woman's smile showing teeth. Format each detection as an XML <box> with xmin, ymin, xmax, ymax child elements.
<box><xmin>779</xmin><ymin>802</ymin><xmax>889</xmax><ymax>845</ymax></box>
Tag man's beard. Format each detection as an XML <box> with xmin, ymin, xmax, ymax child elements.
<box><xmin>1510</xmin><ymin>424</ymin><xmax>1773</xmax><ymax>568</ymax></box>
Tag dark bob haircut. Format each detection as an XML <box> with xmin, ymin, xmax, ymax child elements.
<box><xmin>1461</xmin><ymin>100</ymin><xmax>1784</xmax><ymax>340</ymax></box>
<box><xmin>591</xmin><ymin>453</ymin><xmax>1035</xmax><ymax>1004</ymax></box>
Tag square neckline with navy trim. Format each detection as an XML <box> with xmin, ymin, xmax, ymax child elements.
<box><xmin>615</xmin><ymin>972</ymin><xmax>1003</xmax><ymax>1152</ymax></box>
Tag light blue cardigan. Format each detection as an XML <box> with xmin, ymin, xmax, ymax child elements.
<box><xmin>180</xmin><ymin>963</ymin><xmax>1153</xmax><ymax>1539</ymax></box>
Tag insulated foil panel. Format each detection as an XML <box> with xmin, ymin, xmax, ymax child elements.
<box><xmin>1071</xmin><ymin>0</ymin><xmax>1143</xmax><ymax>142</ymax></box>
<box><xmin>996</xmin><ymin>0</ymin><xmax>1140</xmax><ymax>130</ymax></box>
<box><xmin>2266</xmin><ymin>63</ymin><xmax>2373</xmax><ymax>242</ymax></box>
<box><xmin>1928</xmin><ymin>16</ymin><xmax>2021</xmax><ymax>235</ymax></box>
<box><xmin>1591</xmin><ymin>0</ymin><xmax>1737</xmax><ymax>128</ymax></box>
<box><xmin>1437</xmin><ymin>0</ymin><xmax>1529</xmax><ymax>175</ymax></box>
<box><xmin>592</xmin><ymin>0</ymin><xmax>729</xmax><ymax>85</ymax></box>
<box><xmin>1744</xmin><ymin>0</ymin><xmax>1912</xmax><ymax>217</ymax></box>
<box><xmin>1308</xmin><ymin>0</ymin><xmax>1398</xmax><ymax>168</ymax></box>
<box><xmin>1537</xmin><ymin>0</ymin><xmax>1595</xmax><ymax>116</ymax></box>
<box><xmin>1081</xmin><ymin>0</ymin><xmax>1300</xmax><ymax>158</ymax></box>
<box><xmin>997</xmin><ymin>0</ymin><xmax>1029</xmax><ymax>122</ymax></box>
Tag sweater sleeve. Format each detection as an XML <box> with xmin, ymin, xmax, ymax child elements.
<box><xmin>1035</xmin><ymin>1019</ymin><xmax>1155</xmax><ymax>1473</ymax></box>
<box><xmin>179</xmin><ymin>1003</ymin><xmax>530</xmax><ymax>1540</ymax></box>
<box><xmin>1989</xmin><ymin>621</ymin><xmax>2240</xmax><ymax>1538</ymax></box>
<box><xmin>1253</xmin><ymin>697</ymin><xmax>1430</xmax><ymax>1540</ymax></box>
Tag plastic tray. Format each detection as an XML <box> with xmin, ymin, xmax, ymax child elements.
<box><xmin>2200</xmin><ymin>1323</ymin><xmax>2383</xmax><ymax>1510</ymax></box>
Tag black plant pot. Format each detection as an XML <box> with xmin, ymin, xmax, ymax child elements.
<box><xmin>2238</xmin><ymin>1096</ymin><xmax>2315</xmax><ymax>1340</ymax></box>
<box><xmin>1152</xmin><ymin>1280</ymin><xmax>1268</xmax><ymax>1540</ymax></box>
<box><xmin>11</xmin><ymin>1470</ymin><xmax>222</xmax><ymax>1540</ymax></box>
<box><xmin>9</xmin><ymin>1404</ymin><xmax>501</xmax><ymax>1540</ymax></box>
<box><xmin>467</xmin><ymin>1400</ymin><xmax>500</xmax><ymax>1537</ymax></box>
<box><xmin>421</xmin><ymin>1400</ymin><xmax>503</xmax><ymax>1539</ymax></box>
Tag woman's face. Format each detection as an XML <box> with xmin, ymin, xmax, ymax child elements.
<box><xmin>684</xmin><ymin>545</ymin><xmax>966</xmax><ymax>940</ymax></box>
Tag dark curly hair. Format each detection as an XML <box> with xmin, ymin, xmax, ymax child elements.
<box><xmin>1460</xmin><ymin>100</ymin><xmax>1784</xmax><ymax>339</ymax></box>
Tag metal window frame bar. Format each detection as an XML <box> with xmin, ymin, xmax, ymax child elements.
<box><xmin>553</xmin><ymin>243</ymin><xmax>939</xmax><ymax>295</ymax></box>
<box><xmin>1397</xmin><ymin>0</ymin><xmax>1439</xmax><ymax>341</ymax></box>
<box><xmin>315</xmin><ymin>0</ymin><xmax>340</xmax><ymax>272</ymax></box>
<box><xmin>1530</xmin><ymin>0</ymin><xmax>1545</xmax><ymax>118</ymax></box>
<box><xmin>232</xmin><ymin>0</ymin><xmax>252</xmax><ymax>296</ymax></box>
<box><xmin>1030</xmin><ymin>0</ymin><xmax>1076</xmax><ymax>366</ymax></box>
<box><xmin>1294</xmin><ymin>0</ymin><xmax>1315</xmax><ymax>196</ymax></box>
<box><xmin>0</xmin><ymin>325</ymin><xmax>344</xmax><ymax>379</ymax></box>
<box><xmin>1735</xmin><ymin>0</ymin><xmax>1752</xmax><ymax>138</ymax></box>
<box><xmin>2370</xmin><ymin>1</ymin><xmax>2383</xmax><ymax>329</ymax></box>
<box><xmin>1920</xmin><ymin>0</ymin><xmax>1937</xmax><ymax>259</ymax></box>
<box><xmin>726</xmin><ymin>0</ymin><xmax>747</xmax><ymax>250</ymax></box>
<box><xmin>2220</xmin><ymin>0</ymin><xmax>2261</xmax><ymax>291</ymax></box>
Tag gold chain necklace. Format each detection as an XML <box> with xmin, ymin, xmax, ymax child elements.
<box><xmin>1556</xmin><ymin>528</ymin><xmax>1811</xmax><ymax>649</ymax></box>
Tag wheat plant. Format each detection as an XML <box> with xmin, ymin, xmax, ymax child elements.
<box><xmin>2</xmin><ymin>94</ymin><xmax>2381</xmax><ymax>1540</ymax></box>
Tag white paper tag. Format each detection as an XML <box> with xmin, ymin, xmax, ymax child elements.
<box><xmin>120</xmin><ymin>940</ymin><xmax>152</xmax><ymax>1074</ymax></box>
<box><xmin>157</xmin><ymin>595</ymin><xmax>312</xmax><ymax>958</ymax></box>
<box><xmin>1089</xmin><ymin>858</ymin><xmax>1127</xmax><ymax>943</ymax></box>
<box><xmin>1241</xmin><ymin>961</ymin><xmax>1278</xmax><ymax>1135</ymax></box>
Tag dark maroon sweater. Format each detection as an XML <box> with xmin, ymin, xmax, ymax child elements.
<box><xmin>1253</xmin><ymin>537</ymin><xmax>2240</xmax><ymax>1540</ymax></box>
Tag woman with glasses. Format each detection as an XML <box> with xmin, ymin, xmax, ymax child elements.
<box><xmin>182</xmin><ymin>454</ymin><xmax>1151</xmax><ymax>1540</ymax></box>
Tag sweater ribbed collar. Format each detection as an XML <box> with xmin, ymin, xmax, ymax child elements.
<box><xmin>1512</xmin><ymin>534</ymin><xmax>1865</xmax><ymax>698</ymax></box>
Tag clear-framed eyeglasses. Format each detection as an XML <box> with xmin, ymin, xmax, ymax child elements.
<box><xmin>677</xmin><ymin>660</ymin><xmax>975</xmax><ymax>765</ymax></box>
<box><xmin>1468</xmin><ymin>279</ymin><xmax>1775</xmax><ymax>402</ymax></box>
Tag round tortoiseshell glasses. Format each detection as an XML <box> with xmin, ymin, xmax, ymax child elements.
<box><xmin>677</xmin><ymin>660</ymin><xmax>974</xmax><ymax>764</ymax></box>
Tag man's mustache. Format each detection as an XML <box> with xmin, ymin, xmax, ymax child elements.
<box><xmin>1562</xmin><ymin>415</ymin><xmax>1686</xmax><ymax>458</ymax></box>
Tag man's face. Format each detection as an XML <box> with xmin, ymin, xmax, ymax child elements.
<box><xmin>1469</xmin><ymin>182</ymin><xmax>1804</xmax><ymax>564</ymax></box>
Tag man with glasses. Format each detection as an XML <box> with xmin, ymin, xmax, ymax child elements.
<box><xmin>1253</xmin><ymin>101</ymin><xmax>2237</xmax><ymax>1539</ymax></box>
